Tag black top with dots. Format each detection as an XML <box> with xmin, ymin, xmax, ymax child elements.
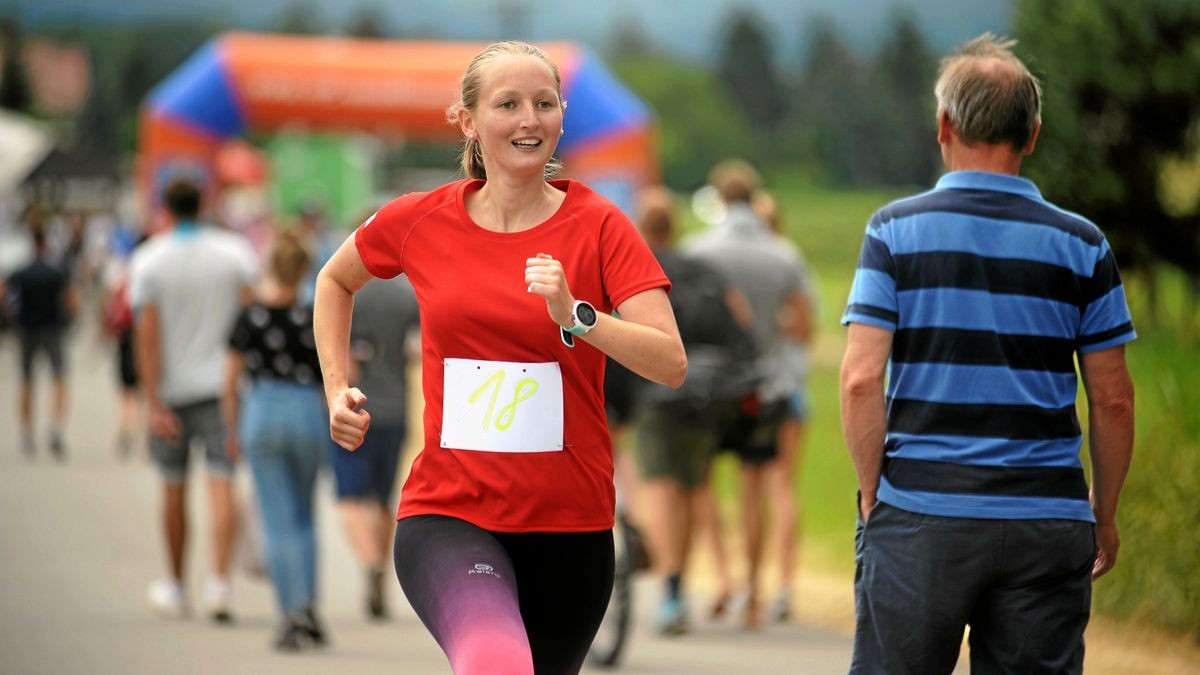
<box><xmin>229</xmin><ymin>303</ymin><xmax>323</xmax><ymax>386</ymax></box>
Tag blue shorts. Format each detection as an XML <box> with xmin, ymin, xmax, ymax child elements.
<box><xmin>333</xmin><ymin>421</ymin><xmax>405</xmax><ymax>505</ymax></box>
<box><xmin>783</xmin><ymin>387</ymin><xmax>811</xmax><ymax>422</ymax></box>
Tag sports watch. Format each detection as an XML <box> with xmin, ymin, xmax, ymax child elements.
<box><xmin>559</xmin><ymin>300</ymin><xmax>597</xmax><ymax>348</ymax></box>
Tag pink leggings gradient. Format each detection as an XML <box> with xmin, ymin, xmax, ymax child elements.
<box><xmin>394</xmin><ymin>515</ymin><xmax>613</xmax><ymax>675</ymax></box>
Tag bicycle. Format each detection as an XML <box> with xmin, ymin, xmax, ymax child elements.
<box><xmin>587</xmin><ymin>509</ymin><xmax>648</xmax><ymax>668</ymax></box>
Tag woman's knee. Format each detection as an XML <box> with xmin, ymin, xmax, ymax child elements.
<box><xmin>448</xmin><ymin>625</ymin><xmax>534</xmax><ymax>675</ymax></box>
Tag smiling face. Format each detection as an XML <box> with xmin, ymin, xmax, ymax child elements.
<box><xmin>458</xmin><ymin>54</ymin><xmax>565</xmax><ymax>181</ymax></box>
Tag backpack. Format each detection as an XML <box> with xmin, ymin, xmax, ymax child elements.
<box><xmin>102</xmin><ymin>277</ymin><xmax>134</xmax><ymax>335</ymax></box>
<box><xmin>641</xmin><ymin>251</ymin><xmax>762</xmax><ymax>412</ymax></box>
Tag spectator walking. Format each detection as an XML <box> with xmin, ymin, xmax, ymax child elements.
<box><xmin>752</xmin><ymin>190</ymin><xmax>817</xmax><ymax>623</ymax></box>
<box><xmin>2</xmin><ymin>215</ymin><xmax>79</xmax><ymax>459</ymax></box>
<box><xmin>335</xmin><ymin>273</ymin><xmax>419</xmax><ymax>621</ymax></box>
<box><xmin>841</xmin><ymin>33</ymin><xmax>1136</xmax><ymax>674</ymax></box>
<box><xmin>100</xmin><ymin>229</ymin><xmax>147</xmax><ymax>458</ymax></box>
<box><xmin>631</xmin><ymin>185</ymin><xmax>757</xmax><ymax>636</ymax></box>
<box><xmin>131</xmin><ymin>179</ymin><xmax>258</xmax><ymax>622</ymax></box>
<box><xmin>686</xmin><ymin>160</ymin><xmax>810</xmax><ymax>629</ymax></box>
<box><xmin>224</xmin><ymin>230</ymin><xmax>328</xmax><ymax>650</ymax></box>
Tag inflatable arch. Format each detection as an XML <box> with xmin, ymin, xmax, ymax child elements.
<box><xmin>138</xmin><ymin>32</ymin><xmax>657</xmax><ymax>215</ymax></box>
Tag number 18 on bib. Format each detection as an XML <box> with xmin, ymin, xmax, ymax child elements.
<box><xmin>441</xmin><ymin>358</ymin><xmax>565</xmax><ymax>452</ymax></box>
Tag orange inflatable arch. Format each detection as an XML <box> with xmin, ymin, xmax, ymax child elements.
<box><xmin>138</xmin><ymin>32</ymin><xmax>658</xmax><ymax>213</ymax></box>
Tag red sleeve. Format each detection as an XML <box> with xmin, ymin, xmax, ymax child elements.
<box><xmin>354</xmin><ymin>192</ymin><xmax>425</xmax><ymax>279</ymax></box>
<box><xmin>597</xmin><ymin>203</ymin><xmax>671</xmax><ymax>309</ymax></box>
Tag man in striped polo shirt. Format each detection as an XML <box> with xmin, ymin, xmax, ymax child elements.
<box><xmin>840</xmin><ymin>34</ymin><xmax>1135</xmax><ymax>674</ymax></box>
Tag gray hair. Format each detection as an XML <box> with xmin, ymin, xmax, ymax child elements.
<box><xmin>934</xmin><ymin>33</ymin><xmax>1042</xmax><ymax>151</ymax></box>
<box><xmin>445</xmin><ymin>41</ymin><xmax>565</xmax><ymax>180</ymax></box>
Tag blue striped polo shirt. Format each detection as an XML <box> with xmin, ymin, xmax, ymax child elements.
<box><xmin>842</xmin><ymin>171</ymin><xmax>1136</xmax><ymax>522</ymax></box>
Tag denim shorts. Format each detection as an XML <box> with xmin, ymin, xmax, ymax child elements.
<box><xmin>150</xmin><ymin>398</ymin><xmax>233</xmax><ymax>482</ymax></box>
<box><xmin>333</xmin><ymin>421</ymin><xmax>405</xmax><ymax>504</ymax></box>
<box><xmin>783</xmin><ymin>386</ymin><xmax>811</xmax><ymax>422</ymax></box>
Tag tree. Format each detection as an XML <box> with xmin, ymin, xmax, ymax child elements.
<box><xmin>715</xmin><ymin>9</ymin><xmax>788</xmax><ymax>138</ymax></box>
<box><xmin>606</xmin><ymin>14</ymin><xmax>654</xmax><ymax>59</ymax></box>
<box><xmin>612</xmin><ymin>54</ymin><xmax>757</xmax><ymax>190</ymax></box>
<box><xmin>346</xmin><ymin>6</ymin><xmax>391</xmax><ymax>39</ymax></box>
<box><xmin>866</xmin><ymin>12</ymin><xmax>939</xmax><ymax>187</ymax></box>
<box><xmin>1017</xmin><ymin>0</ymin><xmax>1200</xmax><ymax>279</ymax></box>
<box><xmin>274</xmin><ymin>1</ymin><xmax>325</xmax><ymax>35</ymax></box>
<box><xmin>0</xmin><ymin>16</ymin><xmax>33</xmax><ymax>113</ymax></box>
<box><xmin>77</xmin><ymin>45</ymin><xmax>119</xmax><ymax>152</ymax></box>
<box><xmin>786</xmin><ymin>17</ymin><xmax>872</xmax><ymax>185</ymax></box>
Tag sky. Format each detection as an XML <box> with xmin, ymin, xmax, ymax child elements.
<box><xmin>10</xmin><ymin>0</ymin><xmax>1013</xmax><ymax>64</ymax></box>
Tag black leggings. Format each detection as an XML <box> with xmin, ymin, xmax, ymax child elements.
<box><xmin>394</xmin><ymin>515</ymin><xmax>614</xmax><ymax>675</ymax></box>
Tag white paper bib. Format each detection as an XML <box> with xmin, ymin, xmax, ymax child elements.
<box><xmin>441</xmin><ymin>358</ymin><xmax>565</xmax><ymax>453</ymax></box>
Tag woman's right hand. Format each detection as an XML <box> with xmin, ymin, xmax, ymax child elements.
<box><xmin>329</xmin><ymin>387</ymin><xmax>371</xmax><ymax>451</ymax></box>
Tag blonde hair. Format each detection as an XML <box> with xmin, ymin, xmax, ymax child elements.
<box><xmin>446</xmin><ymin>41</ymin><xmax>565</xmax><ymax>180</ymax></box>
<box><xmin>270</xmin><ymin>229</ymin><xmax>312</xmax><ymax>288</ymax></box>
<box><xmin>935</xmin><ymin>33</ymin><xmax>1042</xmax><ymax>151</ymax></box>
<box><xmin>709</xmin><ymin>159</ymin><xmax>761</xmax><ymax>204</ymax></box>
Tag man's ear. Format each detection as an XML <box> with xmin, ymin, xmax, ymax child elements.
<box><xmin>1023</xmin><ymin>120</ymin><xmax>1041</xmax><ymax>156</ymax></box>
<box><xmin>937</xmin><ymin>108</ymin><xmax>953</xmax><ymax>145</ymax></box>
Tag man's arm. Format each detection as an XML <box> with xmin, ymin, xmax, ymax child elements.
<box><xmin>134</xmin><ymin>303</ymin><xmax>180</xmax><ymax>441</ymax></box>
<box><xmin>840</xmin><ymin>322</ymin><xmax>894</xmax><ymax>520</ymax></box>
<box><xmin>778</xmin><ymin>290</ymin><xmax>814</xmax><ymax>345</ymax></box>
<box><xmin>1079</xmin><ymin>345</ymin><xmax>1135</xmax><ymax>580</ymax></box>
<box><xmin>220</xmin><ymin>349</ymin><xmax>245</xmax><ymax>464</ymax></box>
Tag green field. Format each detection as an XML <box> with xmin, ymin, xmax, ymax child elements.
<box><xmin>692</xmin><ymin>180</ymin><xmax>1200</xmax><ymax>640</ymax></box>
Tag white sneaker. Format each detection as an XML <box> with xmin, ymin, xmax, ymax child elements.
<box><xmin>204</xmin><ymin>577</ymin><xmax>234</xmax><ymax>624</ymax></box>
<box><xmin>147</xmin><ymin>579</ymin><xmax>187</xmax><ymax>618</ymax></box>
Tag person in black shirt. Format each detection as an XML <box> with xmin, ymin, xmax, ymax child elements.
<box><xmin>223</xmin><ymin>229</ymin><xmax>327</xmax><ymax>651</ymax></box>
<box><xmin>1</xmin><ymin>219</ymin><xmax>79</xmax><ymax>459</ymax></box>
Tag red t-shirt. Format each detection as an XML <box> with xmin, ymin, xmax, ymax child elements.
<box><xmin>355</xmin><ymin>178</ymin><xmax>669</xmax><ymax>532</ymax></box>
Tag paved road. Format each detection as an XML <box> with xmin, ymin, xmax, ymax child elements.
<box><xmin>0</xmin><ymin>318</ymin><xmax>855</xmax><ymax>674</ymax></box>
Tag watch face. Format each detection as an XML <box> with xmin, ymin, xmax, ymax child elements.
<box><xmin>576</xmin><ymin>302</ymin><xmax>597</xmax><ymax>326</ymax></box>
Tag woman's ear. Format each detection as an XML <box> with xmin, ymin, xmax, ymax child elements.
<box><xmin>458</xmin><ymin>107</ymin><xmax>475</xmax><ymax>140</ymax></box>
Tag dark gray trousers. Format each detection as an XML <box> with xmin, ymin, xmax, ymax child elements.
<box><xmin>850</xmin><ymin>502</ymin><xmax>1094</xmax><ymax>675</ymax></box>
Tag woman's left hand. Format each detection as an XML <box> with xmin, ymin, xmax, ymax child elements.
<box><xmin>524</xmin><ymin>253</ymin><xmax>574</xmax><ymax>328</ymax></box>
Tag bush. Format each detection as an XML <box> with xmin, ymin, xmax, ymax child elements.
<box><xmin>1088</xmin><ymin>269</ymin><xmax>1200</xmax><ymax>640</ymax></box>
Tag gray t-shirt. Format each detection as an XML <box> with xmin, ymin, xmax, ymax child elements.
<box><xmin>351</xmin><ymin>276</ymin><xmax>420</xmax><ymax>426</ymax></box>
<box><xmin>686</xmin><ymin>203</ymin><xmax>808</xmax><ymax>400</ymax></box>
<box><xmin>770</xmin><ymin>236</ymin><xmax>817</xmax><ymax>383</ymax></box>
<box><xmin>129</xmin><ymin>225</ymin><xmax>258</xmax><ymax>406</ymax></box>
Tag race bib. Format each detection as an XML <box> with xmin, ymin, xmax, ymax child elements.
<box><xmin>441</xmin><ymin>358</ymin><xmax>564</xmax><ymax>453</ymax></box>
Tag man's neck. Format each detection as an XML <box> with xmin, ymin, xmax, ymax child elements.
<box><xmin>168</xmin><ymin>218</ymin><xmax>199</xmax><ymax>234</ymax></box>
<box><xmin>944</xmin><ymin>143</ymin><xmax>1025</xmax><ymax>176</ymax></box>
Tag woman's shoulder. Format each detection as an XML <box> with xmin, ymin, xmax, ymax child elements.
<box><xmin>373</xmin><ymin>179</ymin><xmax>470</xmax><ymax>224</ymax></box>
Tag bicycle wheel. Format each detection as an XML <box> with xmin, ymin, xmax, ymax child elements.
<box><xmin>588</xmin><ymin>515</ymin><xmax>633</xmax><ymax>668</ymax></box>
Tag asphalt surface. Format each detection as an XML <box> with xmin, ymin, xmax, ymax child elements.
<box><xmin>0</xmin><ymin>316</ymin><xmax>855</xmax><ymax>674</ymax></box>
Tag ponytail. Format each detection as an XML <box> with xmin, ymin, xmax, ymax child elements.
<box><xmin>461</xmin><ymin>136</ymin><xmax>487</xmax><ymax>180</ymax></box>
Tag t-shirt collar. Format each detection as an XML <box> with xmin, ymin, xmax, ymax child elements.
<box><xmin>935</xmin><ymin>171</ymin><xmax>1043</xmax><ymax>201</ymax></box>
<box><xmin>173</xmin><ymin>219</ymin><xmax>200</xmax><ymax>239</ymax></box>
